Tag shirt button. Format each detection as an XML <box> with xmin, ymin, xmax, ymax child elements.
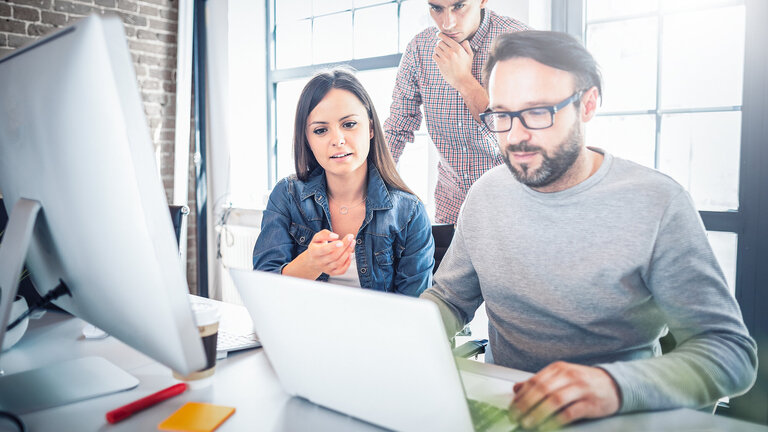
<box><xmin>360</xmin><ymin>267</ymin><xmax>367</xmax><ymax>274</ymax></box>
<box><xmin>356</xmin><ymin>238</ymin><xmax>362</xmax><ymax>245</ymax></box>
<box><xmin>317</xmin><ymin>195</ymin><xmax>324</xmax><ymax>201</ymax></box>
<box><xmin>299</xmin><ymin>236</ymin><xmax>305</xmax><ymax>243</ymax></box>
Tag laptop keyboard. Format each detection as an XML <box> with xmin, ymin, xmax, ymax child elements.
<box><xmin>217</xmin><ymin>330</ymin><xmax>261</xmax><ymax>353</ymax></box>
<box><xmin>467</xmin><ymin>399</ymin><xmax>517</xmax><ymax>432</ymax></box>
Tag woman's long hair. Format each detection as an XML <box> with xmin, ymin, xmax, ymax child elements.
<box><xmin>292</xmin><ymin>67</ymin><xmax>415</xmax><ymax>196</ymax></box>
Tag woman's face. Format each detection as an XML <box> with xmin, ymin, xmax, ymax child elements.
<box><xmin>305</xmin><ymin>87</ymin><xmax>373</xmax><ymax>180</ymax></box>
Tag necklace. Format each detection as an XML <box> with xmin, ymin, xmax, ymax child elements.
<box><xmin>329</xmin><ymin>195</ymin><xmax>366</xmax><ymax>215</ymax></box>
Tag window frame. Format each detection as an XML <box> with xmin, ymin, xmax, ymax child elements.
<box><xmin>265</xmin><ymin>0</ymin><xmax>411</xmax><ymax>189</ymax></box>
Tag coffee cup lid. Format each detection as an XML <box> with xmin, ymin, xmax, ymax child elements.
<box><xmin>189</xmin><ymin>301</ymin><xmax>220</xmax><ymax>326</ymax></box>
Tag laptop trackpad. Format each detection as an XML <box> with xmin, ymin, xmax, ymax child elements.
<box><xmin>461</xmin><ymin>370</ymin><xmax>516</xmax><ymax>408</ymax></box>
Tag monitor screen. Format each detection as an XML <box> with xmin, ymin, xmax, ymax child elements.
<box><xmin>0</xmin><ymin>14</ymin><xmax>205</xmax><ymax>380</ymax></box>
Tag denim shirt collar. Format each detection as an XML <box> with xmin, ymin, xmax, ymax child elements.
<box><xmin>299</xmin><ymin>164</ymin><xmax>394</xmax><ymax>212</ymax></box>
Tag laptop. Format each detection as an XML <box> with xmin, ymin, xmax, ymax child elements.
<box><xmin>230</xmin><ymin>269</ymin><xmax>519</xmax><ymax>432</ymax></box>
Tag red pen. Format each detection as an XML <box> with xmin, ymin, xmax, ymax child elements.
<box><xmin>106</xmin><ymin>383</ymin><xmax>188</xmax><ymax>424</ymax></box>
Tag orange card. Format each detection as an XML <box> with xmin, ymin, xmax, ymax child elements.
<box><xmin>158</xmin><ymin>402</ymin><xmax>235</xmax><ymax>432</ymax></box>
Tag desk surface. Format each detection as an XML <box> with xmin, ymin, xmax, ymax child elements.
<box><xmin>3</xmin><ymin>307</ymin><xmax>767</xmax><ymax>432</ymax></box>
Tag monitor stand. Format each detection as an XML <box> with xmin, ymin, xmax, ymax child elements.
<box><xmin>0</xmin><ymin>198</ymin><xmax>139</xmax><ymax>414</ymax></box>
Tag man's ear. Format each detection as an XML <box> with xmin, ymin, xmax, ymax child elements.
<box><xmin>479</xmin><ymin>0</ymin><xmax>489</xmax><ymax>9</ymax></box>
<box><xmin>581</xmin><ymin>86</ymin><xmax>600</xmax><ymax>122</ymax></box>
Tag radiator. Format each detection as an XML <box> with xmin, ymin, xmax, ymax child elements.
<box><xmin>217</xmin><ymin>223</ymin><xmax>261</xmax><ymax>305</ymax></box>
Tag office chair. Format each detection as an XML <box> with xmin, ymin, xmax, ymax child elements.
<box><xmin>168</xmin><ymin>205</ymin><xmax>190</xmax><ymax>252</ymax></box>
<box><xmin>431</xmin><ymin>224</ymin><xmax>489</xmax><ymax>359</ymax></box>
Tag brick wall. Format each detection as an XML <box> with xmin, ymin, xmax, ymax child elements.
<box><xmin>0</xmin><ymin>0</ymin><xmax>199</xmax><ymax>294</ymax></box>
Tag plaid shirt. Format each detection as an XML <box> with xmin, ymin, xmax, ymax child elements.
<box><xmin>384</xmin><ymin>9</ymin><xmax>528</xmax><ymax>224</ymax></box>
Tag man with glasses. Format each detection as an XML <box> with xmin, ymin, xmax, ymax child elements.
<box><xmin>384</xmin><ymin>0</ymin><xmax>528</xmax><ymax>224</ymax></box>
<box><xmin>421</xmin><ymin>31</ymin><xmax>757</xmax><ymax>429</ymax></box>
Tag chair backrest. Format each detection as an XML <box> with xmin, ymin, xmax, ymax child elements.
<box><xmin>168</xmin><ymin>205</ymin><xmax>189</xmax><ymax>249</ymax></box>
<box><xmin>431</xmin><ymin>224</ymin><xmax>455</xmax><ymax>274</ymax></box>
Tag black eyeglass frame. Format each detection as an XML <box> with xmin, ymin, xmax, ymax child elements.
<box><xmin>480</xmin><ymin>91</ymin><xmax>584</xmax><ymax>132</ymax></box>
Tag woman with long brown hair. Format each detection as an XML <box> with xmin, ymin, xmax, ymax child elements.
<box><xmin>253</xmin><ymin>68</ymin><xmax>434</xmax><ymax>295</ymax></box>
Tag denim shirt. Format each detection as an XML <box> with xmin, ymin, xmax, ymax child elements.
<box><xmin>253</xmin><ymin>165</ymin><xmax>434</xmax><ymax>297</ymax></box>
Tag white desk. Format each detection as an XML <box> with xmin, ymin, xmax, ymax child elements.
<box><xmin>3</xmin><ymin>309</ymin><xmax>767</xmax><ymax>432</ymax></box>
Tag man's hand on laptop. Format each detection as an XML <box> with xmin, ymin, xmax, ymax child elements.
<box><xmin>508</xmin><ymin>361</ymin><xmax>620</xmax><ymax>430</ymax></box>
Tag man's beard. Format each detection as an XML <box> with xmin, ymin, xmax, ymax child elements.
<box><xmin>501</xmin><ymin>120</ymin><xmax>583</xmax><ymax>188</ymax></box>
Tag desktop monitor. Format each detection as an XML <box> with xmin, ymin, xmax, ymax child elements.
<box><xmin>0</xmin><ymin>14</ymin><xmax>206</xmax><ymax>410</ymax></box>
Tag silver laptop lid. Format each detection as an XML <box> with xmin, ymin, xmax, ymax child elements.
<box><xmin>230</xmin><ymin>269</ymin><xmax>474</xmax><ymax>432</ymax></box>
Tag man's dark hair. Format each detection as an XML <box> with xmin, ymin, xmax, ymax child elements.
<box><xmin>483</xmin><ymin>31</ymin><xmax>602</xmax><ymax>100</ymax></box>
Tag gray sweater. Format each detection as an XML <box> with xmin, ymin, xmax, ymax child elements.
<box><xmin>422</xmin><ymin>149</ymin><xmax>757</xmax><ymax>413</ymax></box>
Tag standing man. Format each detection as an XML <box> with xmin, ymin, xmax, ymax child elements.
<box><xmin>384</xmin><ymin>0</ymin><xmax>528</xmax><ymax>224</ymax></box>
<box><xmin>421</xmin><ymin>31</ymin><xmax>757</xmax><ymax>429</ymax></box>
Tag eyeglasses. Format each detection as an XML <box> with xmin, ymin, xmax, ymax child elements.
<box><xmin>479</xmin><ymin>91</ymin><xmax>583</xmax><ymax>132</ymax></box>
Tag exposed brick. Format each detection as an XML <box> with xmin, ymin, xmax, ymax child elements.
<box><xmin>134</xmin><ymin>64</ymin><xmax>147</xmax><ymax>76</ymax></box>
<box><xmin>13</xmin><ymin>6</ymin><xmax>40</xmax><ymax>22</ymax></box>
<box><xmin>0</xmin><ymin>19</ymin><xmax>26</xmax><ymax>34</ymax></box>
<box><xmin>162</xmin><ymin>81</ymin><xmax>174</xmax><ymax>92</ymax></box>
<box><xmin>27</xmin><ymin>23</ymin><xmax>55</xmax><ymax>37</ymax></box>
<box><xmin>0</xmin><ymin>33</ymin><xmax>7</xmax><ymax>46</ymax></box>
<box><xmin>0</xmin><ymin>47</ymin><xmax>14</xmax><ymax>56</ymax></box>
<box><xmin>158</xmin><ymin>7</ymin><xmax>176</xmax><ymax>20</ymax></box>
<box><xmin>94</xmin><ymin>0</ymin><xmax>116</xmax><ymax>7</ymax></box>
<box><xmin>7</xmin><ymin>33</ymin><xmax>35</xmax><ymax>48</ymax></box>
<box><xmin>138</xmin><ymin>53</ymin><xmax>164</xmax><ymax>66</ymax></box>
<box><xmin>0</xmin><ymin>3</ymin><xmax>11</xmax><ymax>18</ymax></box>
<box><xmin>129</xmin><ymin>39</ymin><xmax>171</xmax><ymax>55</ymax></box>
<box><xmin>144</xmin><ymin>104</ymin><xmax>162</xmax><ymax>116</ymax></box>
<box><xmin>54</xmin><ymin>0</ymin><xmax>95</xmax><ymax>16</ymax></box>
<box><xmin>117</xmin><ymin>0</ymin><xmax>138</xmax><ymax>12</ymax></box>
<box><xmin>138</xmin><ymin>4</ymin><xmax>157</xmax><ymax>16</ymax></box>
<box><xmin>10</xmin><ymin>0</ymin><xmax>53</xmax><ymax>9</ymax></box>
<box><xmin>140</xmin><ymin>0</ymin><xmax>172</xmax><ymax>6</ymax></box>
<box><xmin>139</xmin><ymin>79</ymin><xmax>159</xmax><ymax>90</ymax></box>
<box><xmin>123</xmin><ymin>24</ymin><xmax>136</xmax><ymax>37</ymax></box>
<box><xmin>136</xmin><ymin>28</ymin><xmax>158</xmax><ymax>40</ymax></box>
<box><xmin>148</xmin><ymin>18</ymin><xmax>174</xmax><ymax>32</ymax></box>
<box><xmin>41</xmin><ymin>11</ymin><xmax>68</xmax><ymax>27</ymax></box>
<box><xmin>117</xmin><ymin>11</ymin><xmax>147</xmax><ymax>26</ymax></box>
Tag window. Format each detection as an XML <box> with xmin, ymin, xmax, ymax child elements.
<box><xmin>266</xmin><ymin>1</ymin><xmax>541</xmax><ymax>218</ymax></box>
<box><xmin>267</xmin><ymin>0</ymin><xmax>436</xmax><ymax>211</ymax></box>
<box><xmin>583</xmin><ymin>0</ymin><xmax>746</xmax><ymax>292</ymax></box>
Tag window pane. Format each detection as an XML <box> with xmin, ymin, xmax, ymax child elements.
<box><xmin>276</xmin><ymin>19</ymin><xmax>312</xmax><ymax>69</ymax></box>
<box><xmin>586</xmin><ymin>17</ymin><xmax>658</xmax><ymax>112</ymax></box>
<box><xmin>313</xmin><ymin>12</ymin><xmax>353</xmax><ymax>64</ymax></box>
<box><xmin>399</xmin><ymin>0</ymin><xmax>432</xmax><ymax>52</ymax></box>
<box><xmin>588</xmin><ymin>115</ymin><xmax>656</xmax><ymax>169</ymax></box>
<box><xmin>275</xmin><ymin>0</ymin><xmax>311</xmax><ymax>24</ymax></box>
<box><xmin>354</xmin><ymin>4</ymin><xmax>398</xmax><ymax>59</ymax></box>
<box><xmin>356</xmin><ymin>68</ymin><xmax>398</xmax><ymax>123</ymax></box>
<box><xmin>312</xmin><ymin>0</ymin><xmax>352</xmax><ymax>16</ymax></box>
<box><xmin>660</xmin><ymin>5</ymin><xmax>745</xmax><ymax>109</ymax></box>
<box><xmin>707</xmin><ymin>231</ymin><xmax>738</xmax><ymax>296</ymax></box>
<box><xmin>658</xmin><ymin>112</ymin><xmax>741</xmax><ymax>211</ymax></box>
<box><xmin>663</xmin><ymin>0</ymin><xmax>742</xmax><ymax>12</ymax></box>
<box><xmin>275</xmin><ymin>78</ymin><xmax>310</xmax><ymax>181</ymax></box>
<box><xmin>586</xmin><ymin>0</ymin><xmax>658</xmax><ymax>21</ymax></box>
<box><xmin>354</xmin><ymin>0</ymin><xmax>392</xmax><ymax>7</ymax></box>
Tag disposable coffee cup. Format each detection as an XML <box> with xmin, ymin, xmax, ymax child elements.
<box><xmin>173</xmin><ymin>301</ymin><xmax>220</xmax><ymax>385</ymax></box>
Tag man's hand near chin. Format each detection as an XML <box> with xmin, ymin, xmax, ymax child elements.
<box><xmin>433</xmin><ymin>32</ymin><xmax>474</xmax><ymax>91</ymax></box>
<box><xmin>509</xmin><ymin>361</ymin><xmax>621</xmax><ymax>430</ymax></box>
<box><xmin>432</xmin><ymin>32</ymin><xmax>488</xmax><ymax>122</ymax></box>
